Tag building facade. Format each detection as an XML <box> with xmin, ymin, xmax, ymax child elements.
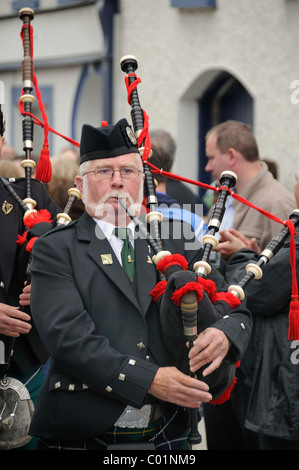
<box><xmin>1</xmin><ymin>0</ymin><xmax>299</xmax><ymax>200</ymax></box>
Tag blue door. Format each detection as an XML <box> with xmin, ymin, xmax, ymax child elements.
<box><xmin>198</xmin><ymin>71</ymin><xmax>253</xmax><ymax>209</ymax></box>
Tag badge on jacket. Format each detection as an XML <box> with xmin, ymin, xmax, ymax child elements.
<box><xmin>101</xmin><ymin>254</ymin><xmax>113</xmax><ymax>265</ymax></box>
<box><xmin>2</xmin><ymin>201</ymin><xmax>13</xmax><ymax>215</ymax></box>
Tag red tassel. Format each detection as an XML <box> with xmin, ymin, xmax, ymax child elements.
<box><xmin>16</xmin><ymin>232</ymin><xmax>28</xmax><ymax>246</ymax></box>
<box><xmin>26</xmin><ymin>236</ymin><xmax>38</xmax><ymax>253</ymax></box>
<box><xmin>17</xmin><ymin>209</ymin><xmax>52</xmax><ymax>252</ymax></box>
<box><xmin>156</xmin><ymin>254</ymin><xmax>189</xmax><ymax>274</ymax></box>
<box><xmin>285</xmin><ymin>219</ymin><xmax>299</xmax><ymax>340</ymax></box>
<box><xmin>288</xmin><ymin>298</ymin><xmax>299</xmax><ymax>340</ymax></box>
<box><xmin>210</xmin><ymin>375</ymin><xmax>238</xmax><ymax>405</ymax></box>
<box><xmin>197</xmin><ymin>278</ymin><xmax>218</xmax><ymax>302</ymax></box>
<box><xmin>35</xmin><ymin>147</ymin><xmax>52</xmax><ymax>183</ymax></box>
<box><xmin>23</xmin><ymin>209</ymin><xmax>52</xmax><ymax>229</ymax></box>
<box><xmin>150</xmin><ymin>280</ymin><xmax>167</xmax><ymax>302</ymax></box>
<box><xmin>171</xmin><ymin>281</ymin><xmax>204</xmax><ymax>306</ymax></box>
<box><xmin>214</xmin><ymin>291</ymin><xmax>241</xmax><ymax>309</ymax></box>
<box><xmin>210</xmin><ymin>361</ymin><xmax>241</xmax><ymax>405</ymax></box>
<box><xmin>195</xmin><ymin>278</ymin><xmax>241</xmax><ymax>308</ymax></box>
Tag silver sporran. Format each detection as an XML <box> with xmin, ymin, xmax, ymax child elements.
<box><xmin>0</xmin><ymin>377</ymin><xmax>34</xmax><ymax>449</ymax></box>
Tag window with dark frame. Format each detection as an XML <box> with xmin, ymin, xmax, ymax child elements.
<box><xmin>171</xmin><ymin>0</ymin><xmax>216</xmax><ymax>9</ymax></box>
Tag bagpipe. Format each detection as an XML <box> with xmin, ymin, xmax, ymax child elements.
<box><xmin>0</xmin><ymin>8</ymin><xmax>81</xmax><ymax>450</ymax></box>
<box><xmin>2</xmin><ymin>8</ymin><xmax>81</xmax><ymax>248</ymax></box>
<box><xmin>1</xmin><ymin>7</ymin><xmax>81</xmax><ymax>286</ymax></box>
<box><xmin>119</xmin><ymin>55</ymin><xmax>299</xmax><ymax>444</ymax></box>
<box><xmin>0</xmin><ymin>6</ymin><xmax>82</xmax><ymax>367</ymax></box>
<box><xmin>1</xmin><ymin>7</ymin><xmax>299</xmax><ymax>448</ymax></box>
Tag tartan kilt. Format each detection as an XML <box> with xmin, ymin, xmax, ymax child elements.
<box><xmin>35</xmin><ymin>407</ymin><xmax>193</xmax><ymax>451</ymax></box>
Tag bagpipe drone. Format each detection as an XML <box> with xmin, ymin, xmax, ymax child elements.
<box><xmin>119</xmin><ymin>55</ymin><xmax>299</xmax><ymax>444</ymax></box>
<box><xmin>0</xmin><ymin>8</ymin><xmax>81</xmax><ymax>449</ymax></box>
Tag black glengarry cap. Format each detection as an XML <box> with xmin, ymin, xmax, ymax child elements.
<box><xmin>80</xmin><ymin>119</ymin><xmax>139</xmax><ymax>164</ymax></box>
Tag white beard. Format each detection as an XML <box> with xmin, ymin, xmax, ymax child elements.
<box><xmin>82</xmin><ymin>180</ymin><xmax>144</xmax><ymax>226</ymax></box>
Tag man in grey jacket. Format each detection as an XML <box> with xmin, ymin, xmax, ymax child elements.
<box><xmin>205</xmin><ymin>120</ymin><xmax>295</xmax><ymax>250</ymax></box>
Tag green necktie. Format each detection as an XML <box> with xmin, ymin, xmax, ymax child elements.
<box><xmin>114</xmin><ymin>227</ymin><xmax>135</xmax><ymax>282</ymax></box>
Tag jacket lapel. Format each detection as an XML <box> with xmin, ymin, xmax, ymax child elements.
<box><xmin>0</xmin><ymin>189</ymin><xmax>20</xmax><ymax>292</ymax></box>
<box><xmin>133</xmin><ymin>236</ymin><xmax>158</xmax><ymax>316</ymax></box>
<box><xmin>77</xmin><ymin>213</ymin><xmax>156</xmax><ymax>314</ymax></box>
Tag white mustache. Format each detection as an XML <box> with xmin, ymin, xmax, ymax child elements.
<box><xmin>100</xmin><ymin>190</ymin><xmax>134</xmax><ymax>206</ymax></box>
<box><xmin>94</xmin><ymin>190</ymin><xmax>143</xmax><ymax>221</ymax></box>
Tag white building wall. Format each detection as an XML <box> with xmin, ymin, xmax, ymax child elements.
<box><xmin>113</xmin><ymin>0</ymin><xmax>299</xmax><ymax>191</ymax></box>
<box><xmin>0</xmin><ymin>1</ymin><xmax>105</xmax><ymax>156</ymax></box>
<box><xmin>0</xmin><ymin>0</ymin><xmax>299</xmax><ymax>192</ymax></box>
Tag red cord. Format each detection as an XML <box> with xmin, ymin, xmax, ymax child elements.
<box><xmin>17</xmin><ymin>25</ymin><xmax>292</xmax><ymax>233</ymax></box>
<box><xmin>17</xmin><ymin>27</ymin><xmax>299</xmax><ymax>339</ymax></box>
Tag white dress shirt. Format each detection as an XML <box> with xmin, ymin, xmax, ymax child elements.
<box><xmin>94</xmin><ymin>218</ymin><xmax>135</xmax><ymax>266</ymax></box>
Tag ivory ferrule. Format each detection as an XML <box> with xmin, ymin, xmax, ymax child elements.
<box><xmin>202</xmin><ymin>234</ymin><xmax>219</xmax><ymax>249</ymax></box>
<box><xmin>152</xmin><ymin>250</ymin><xmax>171</xmax><ymax>265</ymax></box>
<box><xmin>145</xmin><ymin>211</ymin><xmax>163</xmax><ymax>223</ymax></box>
<box><xmin>56</xmin><ymin>213</ymin><xmax>72</xmax><ymax>225</ymax></box>
<box><xmin>260</xmin><ymin>248</ymin><xmax>274</xmax><ymax>262</ymax></box>
<box><xmin>20</xmin><ymin>94</ymin><xmax>35</xmax><ymax>104</ymax></box>
<box><xmin>228</xmin><ymin>284</ymin><xmax>245</xmax><ymax>301</ymax></box>
<box><xmin>246</xmin><ymin>263</ymin><xmax>263</xmax><ymax>280</ymax></box>
<box><xmin>23</xmin><ymin>208</ymin><xmax>36</xmax><ymax>221</ymax></box>
<box><xmin>21</xmin><ymin>159</ymin><xmax>36</xmax><ymax>169</ymax></box>
<box><xmin>22</xmin><ymin>141</ymin><xmax>34</xmax><ymax>151</ymax></box>
<box><xmin>193</xmin><ymin>260</ymin><xmax>211</xmax><ymax>276</ymax></box>
<box><xmin>67</xmin><ymin>188</ymin><xmax>81</xmax><ymax>199</ymax></box>
<box><xmin>23</xmin><ymin>197</ymin><xmax>36</xmax><ymax>211</ymax></box>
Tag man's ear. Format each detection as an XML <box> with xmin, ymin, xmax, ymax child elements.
<box><xmin>227</xmin><ymin>147</ymin><xmax>239</xmax><ymax>165</ymax></box>
<box><xmin>75</xmin><ymin>175</ymin><xmax>83</xmax><ymax>194</ymax></box>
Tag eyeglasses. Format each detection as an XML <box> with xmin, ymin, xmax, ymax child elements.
<box><xmin>83</xmin><ymin>167</ymin><xmax>142</xmax><ymax>180</ymax></box>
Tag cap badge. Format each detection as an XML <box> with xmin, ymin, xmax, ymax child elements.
<box><xmin>126</xmin><ymin>126</ymin><xmax>137</xmax><ymax>145</ymax></box>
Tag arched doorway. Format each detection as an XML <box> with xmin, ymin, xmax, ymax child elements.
<box><xmin>198</xmin><ymin>71</ymin><xmax>254</xmax><ymax>203</ymax></box>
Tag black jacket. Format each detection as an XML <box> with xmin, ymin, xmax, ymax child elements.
<box><xmin>29</xmin><ymin>212</ymin><xmax>252</xmax><ymax>440</ymax></box>
<box><xmin>0</xmin><ymin>177</ymin><xmax>60</xmax><ymax>375</ymax></box>
<box><xmin>225</xmin><ymin>238</ymin><xmax>299</xmax><ymax>441</ymax></box>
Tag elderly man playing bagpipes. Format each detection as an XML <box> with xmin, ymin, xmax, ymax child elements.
<box><xmin>28</xmin><ymin>116</ymin><xmax>252</xmax><ymax>451</ymax></box>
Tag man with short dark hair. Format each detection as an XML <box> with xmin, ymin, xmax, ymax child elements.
<box><xmin>205</xmin><ymin>120</ymin><xmax>295</xmax><ymax>250</ymax></box>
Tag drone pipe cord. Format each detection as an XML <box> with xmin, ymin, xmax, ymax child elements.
<box><xmin>18</xmin><ymin>9</ymin><xmax>81</xmax><ymax>228</ymax></box>
<box><xmin>16</xmin><ymin>10</ymin><xmax>299</xmax><ymax>376</ymax></box>
<box><xmin>120</xmin><ymin>55</ymin><xmax>162</xmax><ymax>247</ymax></box>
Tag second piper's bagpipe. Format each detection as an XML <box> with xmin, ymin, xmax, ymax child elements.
<box><xmin>119</xmin><ymin>54</ymin><xmax>299</xmax><ymax>432</ymax></box>
<box><xmin>2</xmin><ymin>7</ymin><xmax>82</xmax><ymax>281</ymax></box>
<box><xmin>0</xmin><ymin>8</ymin><xmax>81</xmax><ymax>449</ymax></box>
